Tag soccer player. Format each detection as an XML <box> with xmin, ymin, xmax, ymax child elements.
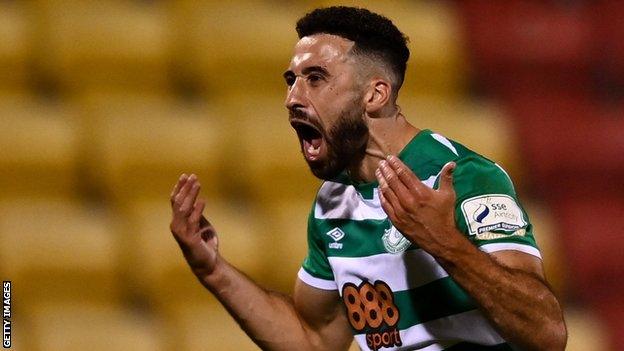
<box><xmin>170</xmin><ymin>6</ymin><xmax>567</xmax><ymax>350</ymax></box>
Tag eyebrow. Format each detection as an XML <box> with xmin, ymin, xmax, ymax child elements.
<box><xmin>283</xmin><ymin>66</ymin><xmax>332</xmax><ymax>80</ymax></box>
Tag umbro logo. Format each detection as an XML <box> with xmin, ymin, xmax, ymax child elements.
<box><xmin>326</xmin><ymin>228</ymin><xmax>345</xmax><ymax>249</ymax></box>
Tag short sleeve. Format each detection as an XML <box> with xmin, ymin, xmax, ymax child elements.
<box><xmin>450</xmin><ymin>155</ymin><xmax>541</xmax><ymax>259</ymax></box>
<box><xmin>298</xmin><ymin>206</ymin><xmax>338</xmax><ymax>290</ymax></box>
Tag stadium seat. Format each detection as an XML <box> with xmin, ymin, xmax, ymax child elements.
<box><xmin>28</xmin><ymin>303</ymin><xmax>165</xmax><ymax>351</ymax></box>
<box><xmin>0</xmin><ymin>2</ymin><xmax>30</xmax><ymax>93</ymax></box>
<box><xmin>0</xmin><ymin>198</ymin><xmax>123</xmax><ymax>307</ymax></box>
<box><xmin>122</xmin><ymin>198</ymin><xmax>268</xmax><ymax>309</ymax></box>
<box><xmin>77</xmin><ymin>92</ymin><xmax>226</xmax><ymax>203</ymax></box>
<box><xmin>32</xmin><ymin>0</ymin><xmax>171</xmax><ymax>94</ymax></box>
<box><xmin>399</xmin><ymin>96</ymin><xmax>522</xmax><ymax>185</ymax></box>
<box><xmin>219</xmin><ymin>92</ymin><xmax>322</xmax><ymax>202</ymax></box>
<box><xmin>590</xmin><ymin>1</ymin><xmax>624</xmax><ymax>95</ymax></box>
<box><xmin>457</xmin><ymin>0</ymin><xmax>593</xmax><ymax>97</ymax></box>
<box><xmin>0</xmin><ymin>95</ymin><xmax>81</xmax><ymax>199</ymax></box>
<box><xmin>554</xmin><ymin>196</ymin><xmax>624</xmax><ymax>304</ymax></box>
<box><xmin>169</xmin><ymin>0</ymin><xmax>302</xmax><ymax>96</ymax></box>
<box><xmin>506</xmin><ymin>93</ymin><xmax>624</xmax><ymax>198</ymax></box>
<box><xmin>564</xmin><ymin>307</ymin><xmax>610</xmax><ymax>351</ymax></box>
<box><xmin>314</xmin><ymin>0</ymin><xmax>467</xmax><ymax>98</ymax></box>
<box><xmin>256</xmin><ymin>198</ymin><xmax>312</xmax><ymax>292</ymax></box>
<box><xmin>164</xmin><ymin>301</ymin><xmax>259</xmax><ymax>351</ymax></box>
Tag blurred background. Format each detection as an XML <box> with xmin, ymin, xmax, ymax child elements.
<box><xmin>0</xmin><ymin>0</ymin><xmax>622</xmax><ymax>350</ymax></box>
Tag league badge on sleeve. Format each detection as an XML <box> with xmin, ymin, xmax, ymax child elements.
<box><xmin>461</xmin><ymin>195</ymin><xmax>527</xmax><ymax>237</ymax></box>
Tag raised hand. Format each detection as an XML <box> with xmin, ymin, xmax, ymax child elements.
<box><xmin>375</xmin><ymin>155</ymin><xmax>458</xmax><ymax>254</ymax></box>
<box><xmin>170</xmin><ymin>174</ymin><xmax>219</xmax><ymax>277</ymax></box>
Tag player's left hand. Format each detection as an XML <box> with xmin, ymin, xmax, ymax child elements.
<box><xmin>375</xmin><ymin>155</ymin><xmax>459</xmax><ymax>254</ymax></box>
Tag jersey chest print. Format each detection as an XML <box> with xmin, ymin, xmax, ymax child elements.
<box><xmin>342</xmin><ymin>280</ymin><xmax>401</xmax><ymax>350</ymax></box>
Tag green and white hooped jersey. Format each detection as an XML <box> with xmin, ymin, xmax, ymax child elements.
<box><xmin>298</xmin><ymin>129</ymin><xmax>540</xmax><ymax>351</ymax></box>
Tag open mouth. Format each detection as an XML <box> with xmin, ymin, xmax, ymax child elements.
<box><xmin>290</xmin><ymin>119</ymin><xmax>325</xmax><ymax>162</ymax></box>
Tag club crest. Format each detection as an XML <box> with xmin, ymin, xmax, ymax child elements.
<box><xmin>382</xmin><ymin>225</ymin><xmax>411</xmax><ymax>254</ymax></box>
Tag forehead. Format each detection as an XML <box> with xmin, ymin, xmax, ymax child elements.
<box><xmin>289</xmin><ymin>34</ymin><xmax>356</xmax><ymax>71</ymax></box>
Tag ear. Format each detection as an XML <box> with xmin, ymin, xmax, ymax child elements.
<box><xmin>364</xmin><ymin>79</ymin><xmax>392</xmax><ymax>114</ymax></box>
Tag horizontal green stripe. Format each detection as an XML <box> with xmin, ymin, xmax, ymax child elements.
<box><xmin>354</xmin><ymin>276</ymin><xmax>478</xmax><ymax>334</ymax></box>
<box><xmin>394</xmin><ymin>276</ymin><xmax>478</xmax><ymax>330</ymax></box>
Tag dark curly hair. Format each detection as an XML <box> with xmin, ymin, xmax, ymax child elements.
<box><xmin>296</xmin><ymin>6</ymin><xmax>410</xmax><ymax>93</ymax></box>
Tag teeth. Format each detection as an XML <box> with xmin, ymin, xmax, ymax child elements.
<box><xmin>307</xmin><ymin>144</ymin><xmax>320</xmax><ymax>156</ymax></box>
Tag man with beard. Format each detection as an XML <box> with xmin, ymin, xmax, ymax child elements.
<box><xmin>169</xmin><ymin>6</ymin><xmax>567</xmax><ymax>351</ymax></box>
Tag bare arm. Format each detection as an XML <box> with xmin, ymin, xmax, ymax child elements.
<box><xmin>169</xmin><ymin>174</ymin><xmax>352</xmax><ymax>351</ymax></box>
<box><xmin>375</xmin><ymin>156</ymin><xmax>567</xmax><ymax>351</ymax></box>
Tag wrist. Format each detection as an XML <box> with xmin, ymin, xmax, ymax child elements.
<box><xmin>196</xmin><ymin>254</ymin><xmax>227</xmax><ymax>290</ymax></box>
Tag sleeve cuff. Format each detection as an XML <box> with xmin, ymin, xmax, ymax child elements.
<box><xmin>297</xmin><ymin>268</ymin><xmax>338</xmax><ymax>290</ymax></box>
<box><xmin>478</xmin><ymin>242</ymin><xmax>542</xmax><ymax>259</ymax></box>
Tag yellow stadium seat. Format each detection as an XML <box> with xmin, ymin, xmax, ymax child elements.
<box><xmin>122</xmin><ymin>198</ymin><xmax>267</xmax><ymax>309</ymax></box>
<box><xmin>399</xmin><ymin>96</ymin><xmax>522</xmax><ymax>184</ymax></box>
<box><xmin>0</xmin><ymin>2</ymin><xmax>30</xmax><ymax>93</ymax></box>
<box><xmin>77</xmin><ymin>92</ymin><xmax>226</xmax><ymax>203</ymax></box>
<box><xmin>32</xmin><ymin>0</ymin><xmax>170</xmax><ymax>93</ymax></box>
<box><xmin>164</xmin><ymin>301</ymin><xmax>259</xmax><ymax>351</ymax></box>
<box><xmin>256</xmin><ymin>198</ymin><xmax>311</xmax><ymax>293</ymax></box>
<box><xmin>29</xmin><ymin>303</ymin><xmax>165</xmax><ymax>351</ymax></box>
<box><xmin>0</xmin><ymin>198</ymin><xmax>123</xmax><ymax>306</ymax></box>
<box><xmin>219</xmin><ymin>93</ymin><xmax>322</xmax><ymax>202</ymax></box>
<box><xmin>0</xmin><ymin>95</ymin><xmax>81</xmax><ymax>199</ymax></box>
<box><xmin>170</xmin><ymin>0</ymin><xmax>303</xmax><ymax>96</ymax></box>
<box><xmin>313</xmin><ymin>0</ymin><xmax>467</xmax><ymax>98</ymax></box>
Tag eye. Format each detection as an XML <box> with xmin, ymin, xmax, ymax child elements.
<box><xmin>308</xmin><ymin>74</ymin><xmax>323</xmax><ymax>83</ymax></box>
<box><xmin>284</xmin><ymin>74</ymin><xmax>296</xmax><ymax>87</ymax></box>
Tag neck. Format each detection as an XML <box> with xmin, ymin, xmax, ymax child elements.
<box><xmin>348</xmin><ymin>109</ymin><xmax>420</xmax><ymax>183</ymax></box>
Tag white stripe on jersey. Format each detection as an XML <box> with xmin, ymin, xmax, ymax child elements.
<box><xmin>328</xmin><ymin>249</ymin><xmax>449</xmax><ymax>293</ymax></box>
<box><xmin>297</xmin><ymin>268</ymin><xmax>337</xmax><ymax>290</ymax></box>
<box><xmin>479</xmin><ymin>242</ymin><xmax>542</xmax><ymax>259</ymax></box>
<box><xmin>431</xmin><ymin>133</ymin><xmax>459</xmax><ymax>156</ymax></box>
<box><xmin>353</xmin><ymin>309</ymin><xmax>505</xmax><ymax>350</ymax></box>
<box><xmin>314</xmin><ymin>175</ymin><xmax>438</xmax><ymax>221</ymax></box>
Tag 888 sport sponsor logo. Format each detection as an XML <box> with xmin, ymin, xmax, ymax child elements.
<box><xmin>341</xmin><ymin>280</ymin><xmax>402</xmax><ymax>350</ymax></box>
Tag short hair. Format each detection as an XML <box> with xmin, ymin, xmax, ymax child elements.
<box><xmin>296</xmin><ymin>6</ymin><xmax>410</xmax><ymax>92</ymax></box>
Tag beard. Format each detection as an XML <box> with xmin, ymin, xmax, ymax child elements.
<box><xmin>307</xmin><ymin>103</ymin><xmax>369</xmax><ymax>181</ymax></box>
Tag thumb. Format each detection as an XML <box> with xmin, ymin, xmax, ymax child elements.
<box><xmin>439</xmin><ymin>162</ymin><xmax>456</xmax><ymax>193</ymax></box>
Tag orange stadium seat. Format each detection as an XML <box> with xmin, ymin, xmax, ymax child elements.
<box><xmin>0</xmin><ymin>198</ymin><xmax>124</xmax><ymax>308</ymax></box>
<box><xmin>32</xmin><ymin>0</ymin><xmax>171</xmax><ymax>94</ymax></box>
<box><xmin>0</xmin><ymin>95</ymin><xmax>81</xmax><ymax>199</ymax></box>
<box><xmin>77</xmin><ymin>92</ymin><xmax>226</xmax><ymax>203</ymax></box>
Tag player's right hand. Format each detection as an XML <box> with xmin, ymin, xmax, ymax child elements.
<box><xmin>170</xmin><ymin>174</ymin><xmax>219</xmax><ymax>278</ymax></box>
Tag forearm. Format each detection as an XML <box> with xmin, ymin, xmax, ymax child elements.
<box><xmin>431</xmin><ymin>234</ymin><xmax>566</xmax><ymax>350</ymax></box>
<box><xmin>196</xmin><ymin>256</ymin><xmax>321</xmax><ymax>351</ymax></box>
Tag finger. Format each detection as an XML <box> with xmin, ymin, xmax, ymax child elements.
<box><xmin>438</xmin><ymin>162</ymin><xmax>456</xmax><ymax>193</ymax></box>
<box><xmin>386</xmin><ymin>155</ymin><xmax>427</xmax><ymax>194</ymax></box>
<box><xmin>180</xmin><ymin>181</ymin><xmax>201</xmax><ymax>216</ymax></box>
<box><xmin>378</xmin><ymin>188</ymin><xmax>397</xmax><ymax>222</ymax></box>
<box><xmin>170</xmin><ymin>173</ymin><xmax>189</xmax><ymax>204</ymax></box>
<box><xmin>189</xmin><ymin>198</ymin><xmax>206</xmax><ymax>228</ymax></box>
<box><xmin>379</xmin><ymin>160</ymin><xmax>410</xmax><ymax>196</ymax></box>
<box><xmin>174</xmin><ymin>174</ymin><xmax>197</xmax><ymax>207</ymax></box>
<box><xmin>376</xmin><ymin>167</ymin><xmax>406</xmax><ymax>214</ymax></box>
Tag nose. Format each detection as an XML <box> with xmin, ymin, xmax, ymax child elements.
<box><xmin>285</xmin><ymin>77</ymin><xmax>306</xmax><ymax>110</ymax></box>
